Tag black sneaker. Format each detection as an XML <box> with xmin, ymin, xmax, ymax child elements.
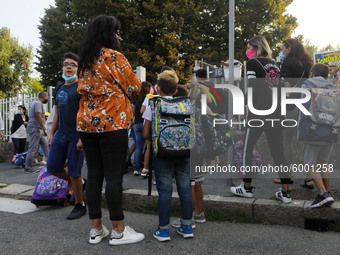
<box><xmin>311</xmin><ymin>192</ymin><xmax>335</xmax><ymax>209</ymax></box>
<box><xmin>24</xmin><ymin>168</ymin><xmax>40</xmax><ymax>174</ymax></box>
<box><xmin>67</xmin><ymin>203</ymin><xmax>87</xmax><ymax>220</ymax></box>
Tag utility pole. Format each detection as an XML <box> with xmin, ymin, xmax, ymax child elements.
<box><xmin>227</xmin><ymin>0</ymin><xmax>235</xmax><ymax>187</ymax></box>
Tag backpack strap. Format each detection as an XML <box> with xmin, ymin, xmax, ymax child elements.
<box><xmin>253</xmin><ymin>58</ymin><xmax>267</xmax><ymax>74</ymax></box>
<box><xmin>53</xmin><ymin>83</ymin><xmax>64</xmax><ymax>99</ymax></box>
<box><xmin>303</xmin><ymin>80</ymin><xmax>316</xmax><ymax>89</ymax></box>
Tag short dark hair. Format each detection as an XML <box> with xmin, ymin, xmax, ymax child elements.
<box><xmin>310</xmin><ymin>63</ymin><xmax>329</xmax><ymax>79</ymax></box>
<box><xmin>63</xmin><ymin>52</ymin><xmax>79</xmax><ymax>63</ymax></box>
<box><xmin>18</xmin><ymin>105</ymin><xmax>26</xmax><ymax>112</ymax></box>
<box><xmin>174</xmin><ymin>84</ymin><xmax>188</xmax><ymax>97</ymax></box>
<box><xmin>157</xmin><ymin>70</ymin><xmax>178</xmax><ymax>95</ymax></box>
<box><xmin>38</xmin><ymin>91</ymin><xmax>48</xmax><ymax>99</ymax></box>
<box><xmin>195</xmin><ymin>69</ymin><xmax>207</xmax><ymax>79</ymax></box>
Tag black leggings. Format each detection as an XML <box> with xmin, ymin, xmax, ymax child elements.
<box><xmin>80</xmin><ymin>130</ymin><xmax>128</xmax><ymax>221</ymax></box>
<box><xmin>242</xmin><ymin>126</ymin><xmax>290</xmax><ymax>184</ymax></box>
<box><xmin>12</xmin><ymin>138</ymin><xmax>26</xmax><ymax>154</ymax></box>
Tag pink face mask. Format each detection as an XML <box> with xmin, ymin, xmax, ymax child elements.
<box><xmin>246</xmin><ymin>48</ymin><xmax>256</xmax><ymax>59</ymax></box>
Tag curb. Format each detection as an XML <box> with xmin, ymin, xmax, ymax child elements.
<box><xmin>1</xmin><ymin>183</ymin><xmax>340</xmax><ymax>228</ymax></box>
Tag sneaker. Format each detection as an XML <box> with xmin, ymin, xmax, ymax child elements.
<box><xmin>67</xmin><ymin>203</ymin><xmax>87</xmax><ymax>220</ymax></box>
<box><xmin>153</xmin><ymin>228</ymin><xmax>171</xmax><ymax>242</ymax></box>
<box><xmin>311</xmin><ymin>192</ymin><xmax>335</xmax><ymax>209</ymax></box>
<box><xmin>230</xmin><ymin>182</ymin><xmax>254</xmax><ymax>198</ymax></box>
<box><xmin>134</xmin><ymin>170</ymin><xmax>140</xmax><ymax>176</ymax></box>
<box><xmin>193</xmin><ymin>212</ymin><xmax>206</xmax><ymax>223</ymax></box>
<box><xmin>109</xmin><ymin>226</ymin><xmax>144</xmax><ymax>245</ymax></box>
<box><xmin>141</xmin><ymin>168</ymin><xmax>148</xmax><ymax>177</ymax></box>
<box><xmin>89</xmin><ymin>225</ymin><xmax>110</xmax><ymax>244</ymax></box>
<box><xmin>40</xmin><ymin>160</ymin><xmax>47</xmax><ymax>165</ymax></box>
<box><xmin>24</xmin><ymin>168</ymin><xmax>40</xmax><ymax>174</ymax></box>
<box><xmin>33</xmin><ymin>159</ymin><xmax>39</xmax><ymax>165</ymax></box>
<box><xmin>275</xmin><ymin>188</ymin><xmax>292</xmax><ymax>204</ymax></box>
<box><xmin>177</xmin><ymin>225</ymin><xmax>194</xmax><ymax>239</ymax></box>
<box><xmin>171</xmin><ymin>218</ymin><xmax>196</xmax><ymax>229</ymax></box>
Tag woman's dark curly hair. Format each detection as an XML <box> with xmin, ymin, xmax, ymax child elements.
<box><xmin>283</xmin><ymin>38</ymin><xmax>314</xmax><ymax>71</ymax></box>
<box><xmin>78</xmin><ymin>15</ymin><xmax>121</xmax><ymax>75</ymax></box>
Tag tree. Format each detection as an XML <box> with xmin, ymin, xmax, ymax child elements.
<box><xmin>0</xmin><ymin>27</ymin><xmax>34</xmax><ymax>96</ymax></box>
<box><xmin>37</xmin><ymin>0</ymin><xmax>297</xmax><ymax>85</ymax></box>
<box><xmin>24</xmin><ymin>77</ymin><xmax>44</xmax><ymax>94</ymax></box>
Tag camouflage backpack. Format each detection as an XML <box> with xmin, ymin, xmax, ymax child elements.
<box><xmin>148</xmin><ymin>95</ymin><xmax>195</xmax><ymax>158</ymax></box>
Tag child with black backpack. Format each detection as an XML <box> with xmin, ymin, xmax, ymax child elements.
<box><xmin>143</xmin><ymin>70</ymin><xmax>194</xmax><ymax>241</ymax></box>
<box><xmin>298</xmin><ymin>63</ymin><xmax>335</xmax><ymax>208</ymax></box>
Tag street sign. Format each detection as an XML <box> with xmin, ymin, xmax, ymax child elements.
<box><xmin>212</xmin><ymin>66</ymin><xmax>224</xmax><ymax>78</ymax></box>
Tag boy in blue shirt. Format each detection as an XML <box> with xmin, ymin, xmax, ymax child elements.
<box><xmin>143</xmin><ymin>70</ymin><xmax>194</xmax><ymax>241</ymax></box>
<box><xmin>47</xmin><ymin>53</ymin><xmax>86</xmax><ymax>220</ymax></box>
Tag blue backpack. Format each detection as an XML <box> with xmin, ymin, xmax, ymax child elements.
<box><xmin>296</xmin><ymin>80</ymin><xmax>340</xmax><ymax>145</ymax></box>
<box><xmin>11</xmin><ymin>152</ymin><xmax>27</xmax><ymax>167</ymax></box>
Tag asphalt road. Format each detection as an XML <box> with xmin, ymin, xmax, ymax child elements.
<box><xmin>0</xmin><ymin>199</ymin><xmax>339</xmax><ymax>255</ymax></box>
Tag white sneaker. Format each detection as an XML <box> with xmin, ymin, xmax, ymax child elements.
<box><xmin>134</xmin><ymin>170</ymin><xmax>140</xmax><ymax>176</ymax></box>
<box><xmin>140</xmin><ymin>168</ymin><xmax>148</xmax><ymax>177</ymax></box>
<box><xmin>109</xmin><ymin>226</ymin><xmax>144</xmax><ymax>245</ymax></box>
<box><xmin>230</xmin><ymin>182</ymin><xmax>254</xmax><ymax>198</ymax></box>
<box><xmin>89</xmin><ymin>225</ymin><xmax>110</xmax><ymax>244</ymax></box>
<box><xmin>40</xmin><ymin>160</ymin><xmax>47</xmax><ymax>165</ymax></box>
<box><xmin>171</xmin><ymin>218</ymin><xmax>196</xmax><ymax>229</ymax></box>
<box><xmin>275</xmin><ymin>188</ymin><xmax>292</xmax><ymax>204</ymax></box>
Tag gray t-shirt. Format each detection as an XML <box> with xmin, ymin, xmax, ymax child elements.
<box><xmin>27</xmin><ymin>100</ymin><xmax>45</xmax><ymax>129</ymax></box>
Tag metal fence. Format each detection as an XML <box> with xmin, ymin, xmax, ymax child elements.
<box><xmin>0</xmin><ymin>93</ymin><xmax>40</xmax><ymax>140</ymax></box>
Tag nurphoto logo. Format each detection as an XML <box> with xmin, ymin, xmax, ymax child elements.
<box><xmin>201</xmin><ymin>84</ymin><xmax>312</xmax><ymax>128</ymax></box>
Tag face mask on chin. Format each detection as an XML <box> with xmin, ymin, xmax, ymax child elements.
<box><xmin>62</xmin><ymin>73</ymin><xmax>77</xmax><ymax>83</ymax></box>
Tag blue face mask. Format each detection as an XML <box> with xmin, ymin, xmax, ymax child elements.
<box><xmin>18</xmin><ymin>110</ymin><xmax>23</xmax><ymax>115</ymax></box>
<box><xmin>62</xmin><ymin>73</ymin><xmax>77</xmax><ymax>82</ymax></box>
<box><xmin>279</xmin><ymin>52</ymin><xmax>286</xmax><ymax>61</ymax></box>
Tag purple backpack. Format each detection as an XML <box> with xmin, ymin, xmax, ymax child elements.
<box><xmin>31</xmin><ymin>167</ymin><xmax>68</xmax><ymax>206</ymax></box>
<box><xmin>233</xmin><ymin>140</ymin><xmax>262</xmax><ymax>167</ymax></box>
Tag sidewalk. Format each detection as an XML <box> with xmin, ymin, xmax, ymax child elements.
<box><xmin>1</xmin><ymin>162</ymin><xmax>340</xmax><ymax>229</ymax></box>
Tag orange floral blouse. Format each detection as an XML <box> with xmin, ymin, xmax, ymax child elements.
<box><xmin>77</xmin><ymin>47</ymin><xmax>141</xmax><ymax>133</ymax></box>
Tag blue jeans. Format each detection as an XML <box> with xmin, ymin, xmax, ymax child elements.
<box><xmin>154</xmin><ymin>157</ymin><xmax>193</xmax><ymax>229</ymax></box>
<box><xmin>133</xmin><ymin>123</ymin><xmax>145</xmax><ymax>172</ymax></box>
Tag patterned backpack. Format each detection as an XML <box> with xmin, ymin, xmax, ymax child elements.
<box><xmin>148</xmin><ymin>95</ymin><xmax>195</xmax><ymax>158</ymax></box>
<box><xmin>233</xmin><ymin>140</ymin><xmax>261</xmax><ymax>167</ymax></box>
<box><xmin>31</xmin><ymin>167</ymin><xmax>68</xmax><ymax>206</ymax></box>
<box><xmin>193</xmin><ymin>107</ymin><xmax>232</xmax><ymax>159</ymax></box>
<box><xmin>297</xmin><ymin>80</ymin><xmax>340</xmax><ymax>145</ymax></box>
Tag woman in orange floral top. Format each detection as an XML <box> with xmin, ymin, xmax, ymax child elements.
<box><xmin>77</xmin><ymin>15</ymin><xmax>144</xmax><ymax>245</ymax></box>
